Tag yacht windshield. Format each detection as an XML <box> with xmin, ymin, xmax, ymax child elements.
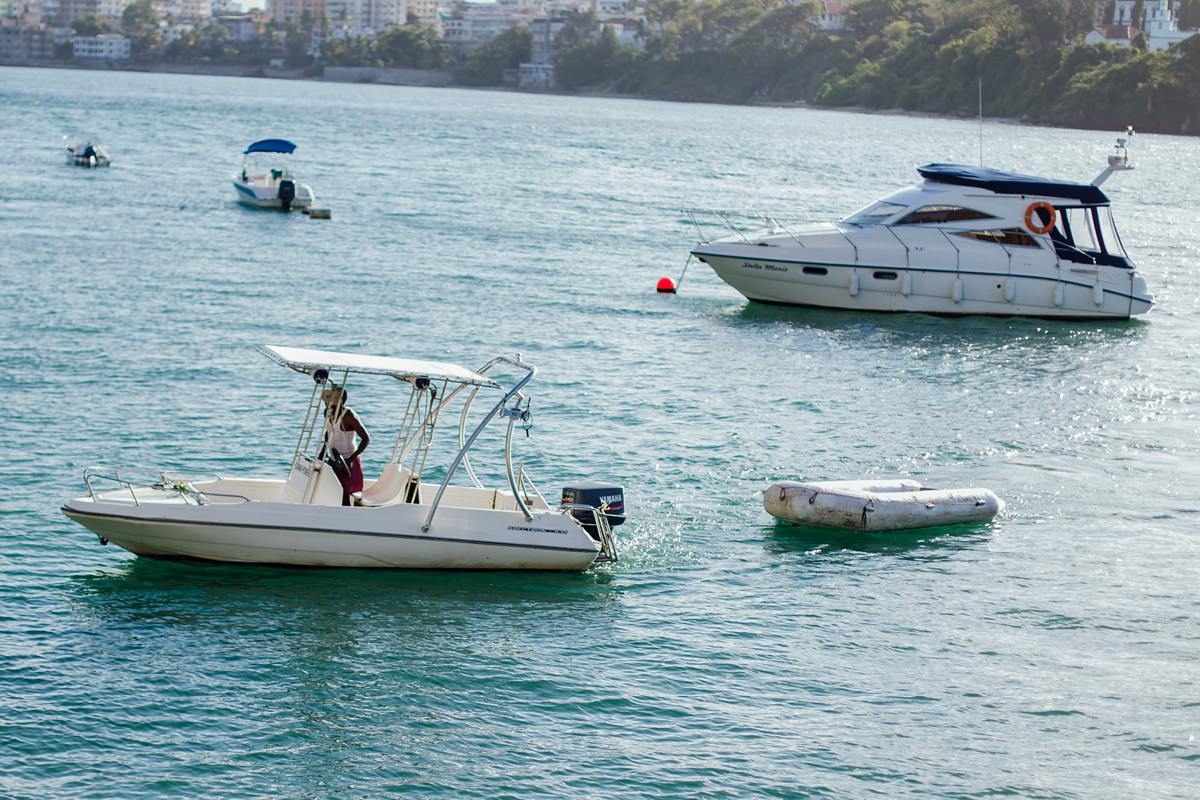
<box><xmin>843</xmin><ymin>201</ymin><xmax>905</xmax><ymax>226</ymax></box>
<box><xmin>1097</xmin><ymin>206</ymin><xmax>1128</xmax><ymax>258</ymax></box>
<box><xmin>1052</xmin><ymin>204</ymin><xmax>1132</xmax><ymax>267</ymax></box>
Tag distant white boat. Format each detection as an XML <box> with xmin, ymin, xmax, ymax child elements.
<box><xmin>64</xmin><ymin>137</ymin><xmax>111</xmax><ymax>168</ymax></box>
<box><xmin>62</xmin><ymin>346</ymin><xmax>623</xmax><ymax>571</ymax></box>
<box><xmin>690</xmin><ymin>132</ymin><xmax>1151</xmax><ymax>320</ymax></box>
<box><xmin>232</xmin><ymin>138</ymin><xmax>315</xmax><ymax>211</ymax></box>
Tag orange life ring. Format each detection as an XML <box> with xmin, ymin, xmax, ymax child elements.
<box><xmin>1024</xmin><ymin>201</ymin><xmax>1056</xmax><ymax>235</ymax></box>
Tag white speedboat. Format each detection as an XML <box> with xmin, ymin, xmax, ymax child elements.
<box><xmin>64</xmin><ymin>137</ymin><xmax>111</xmax><ymax>168</ymax></box>
<box><xmin>691</xmin><ymin>133</ymin><xmax>1151</xmax><ymax>319</ymax></box>
<box><xmin>232</xmin><ymin>139</ymin><xmax>315</xmax><ymax>211</ymax></box>
<box><xmin>62</xmin><ymin>346</ymin><xmax>624</xmax><ymax>570</ymax></box>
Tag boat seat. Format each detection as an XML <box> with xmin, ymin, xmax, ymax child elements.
<box><xmin>360</xmin><ymin>463</ymin><xmax>416</xmax><ymax>507</ymax></box>
<box><xmin>282</xmin><ymin>457</ymin><xmax>342</xmax><ymax>506</ymax></box>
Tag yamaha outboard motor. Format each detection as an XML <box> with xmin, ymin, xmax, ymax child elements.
<box><xmin>561</xmin><ymin>481</ymin><xmax>625</xmax><ymax>538</ymax></box>
<box><xmin>278</xmin><ymin>179</ymin><xmax>296</xmax><ymax>211</ymax></box>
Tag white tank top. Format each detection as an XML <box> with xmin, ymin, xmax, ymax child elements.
<box><xmin>327</xmin><ymin>419</ymin><xmax>357</xmax><ymax>458</ymax></box>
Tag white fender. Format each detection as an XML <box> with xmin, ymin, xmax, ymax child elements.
<box><xmin>1004</xmin><ymin>278</ymin><xmax>1016</xmax><ymax>303</ymax></box>
<box><xmin>901</xmin><ymin>272</ymin><xmax>913</xmax><ymax>297</ymax></box>
<box><xmin>952</xmin><ymin>277</ymin><xmax>964</xmax><ymax>303</ymax></box>
<box><xmin>1093</xmin><ymin>282</ymin><xmax>1105</xmax><ymax>306</ymax></box>
<box><xmin>1054</xmin><ymin>283</ymin><xmax>1065</xmax><ymax>307</ymax></box>
<box><xmin>763</xmin><ymin>480</ymin><xmax>1003</xmax><ymax>532</ymax></box>
<box><xmin>849</xmin><ymin>272</ymin><xmax>860</xmax><ymax>297</ymax></box>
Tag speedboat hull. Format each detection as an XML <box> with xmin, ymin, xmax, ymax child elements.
<box><xmin>694</xmin><ymin>245</ymin><xmax>1153</xmax><ymax>320</ymax></box>
<box><xmin>66</xmin><ymin>148</ymin><xmax>110</xmax><ymax>168</ymax></box>
<box><xmin>63</xmin><ymin>489</ymin><xmax>602</xmax><ymax>571</ymax></box>
<box><xmin>232</xmin><ymin>179</ymin><xmax>315</xmax><ymax>210</ymax></box>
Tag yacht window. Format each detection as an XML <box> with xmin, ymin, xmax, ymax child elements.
<box><xmin>1097</xmin><ymin>206</ymin><xmax>1128</xmax><ymax>257</ymax></box>
<box><xmin>1061</xmin><ymin>207</ymin><xmax>1099</xmax><ymax>252</ymax></box>
<box><xmin>842</xmin><ymin>201</ymin><xmax>905</xmax><ymax>226</ymax></box>
<box><xmin>958</xmin><ymin>229</ymin><xmax>1042</xmax><ymax>248</ymax></box>
<box><xmin>802</xmin><ymin>266</ymin><xmax>828</xmax><ymax>275</ymax></box>
<box><xmin>896</xmin><ymin>205</ymin><xmax>995</xmax><ymax>225</ymax></box>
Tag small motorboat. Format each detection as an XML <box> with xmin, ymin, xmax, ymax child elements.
<box><xmin>763</xmin><ymin>479</ymin><xmax>1002</xmax><ymax>532</ymax></box>
<box><xmin>232</xmin><ymin>138</ymin><xmax>315</xmax><ymax>211</ymax></box>
<box><xmin>62</xmin><ymin>346</ymin><xmax>624</xmax><ymax>570</ymax></box>
<box><xmin>64</xmin><ymin>137</ymin><xmax>111</xmax><ymax>168</ymax></box>
<box><xmin>690</xmin><ymin>131</ymin><xmax>1151</xmax><ymax>320</ymax></box>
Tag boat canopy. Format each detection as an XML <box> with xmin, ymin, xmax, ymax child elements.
<box><xmin>917</xmin><ymin>163</ymin><xmax>1110</xmax><ymax>205</ymax></box>
<box><xmin>259</xmin><ymin>345</ymin><xmax>499</xmax><ymax>388</ymax></box>
<box><xmin>244</xmin><ymin>138</ymin><xmax>297</xmax><ymax>155</ymax></box>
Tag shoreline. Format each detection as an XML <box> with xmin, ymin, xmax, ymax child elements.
<box><xmin>0</xmin><ymin>59</ymin><xmax>1166</xmax><ymax>137</ymax></box>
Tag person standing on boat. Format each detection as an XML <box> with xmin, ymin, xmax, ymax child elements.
<box><xmin>322</xmin><ymin>386</ymin><xmax>370</xmax><ymax>506</ymax></box>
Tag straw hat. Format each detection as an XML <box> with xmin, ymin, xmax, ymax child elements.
<box><xmin>321</xmin><ymin>385</ymin><xmax>345</xmax><ymax>407</ymax></box>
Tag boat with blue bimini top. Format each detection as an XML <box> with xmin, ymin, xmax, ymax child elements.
<box><xmin>689</xmin><ymin>131</ymin><xmax>1151</xmax><ymax>320</ymax></box>
<box><xmin>62</xmin><ymin>346</ymin><xmax>624</xmax><ymax>570</ymax></box>
<box><xmin>233</xmin><ymin>138</ymin><xmax>315</xmax><ymax>211</ymax></box>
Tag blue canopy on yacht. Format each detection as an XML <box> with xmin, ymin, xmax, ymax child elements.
<box><xmin>244</xmin><ymin>138</ymin><xmax>297</xmax><ymax>155</ymax></box>
<box><xmin>917</xmin><ymin>164</ymin><xmax>1109</xmax><ymax>204</ymax></box>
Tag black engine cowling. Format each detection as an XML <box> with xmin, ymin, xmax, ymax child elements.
<box><xmin>279</xmin><ymin>179</ymin><xmax>296</xmax><ymax>211</ymax></box>
<box><xmin>561</xmin><ymin>482</ymin><xmax>625</xmax><ymax>535</ymax></box>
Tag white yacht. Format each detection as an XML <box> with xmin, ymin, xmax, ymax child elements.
<box><xmin>691</xmin><ymin>133</ymin><xmax>1151</xmax><ymax>319</ymax></box>
<box><xmin>64</xmin><ymin>138</ymin><xmax>111</xmax><ymax>168</ymax></box>
<box><xmin>62</xmin><ymin>346</ymin><xmax>623</xmax><ymax>570</ymax></box>
<box><xmin>232</xmin><ymin>139</ymin><xmax>315</xmax><ymax>211</ymax></box>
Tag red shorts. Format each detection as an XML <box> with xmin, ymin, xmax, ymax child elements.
<box><xmin>344</xmin><ymin>456</ymin><xmax>364</xmax><ymax>495</ymax></box>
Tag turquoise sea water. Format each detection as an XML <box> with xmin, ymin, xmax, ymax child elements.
<box><xmin>2</xmin><ymin>66</ymin><xmax>1198</xmax><ymax>798</ymax></box>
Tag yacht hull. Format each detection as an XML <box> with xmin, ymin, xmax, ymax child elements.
<box><xmin>62</xmin><ymin>496</ymin><xmax>601</xmax><ymax>571</ymax></box>
<box><xmin>694</xmin><ymin>248</ymin><xmax>1152</xmax><ymax>320</ymax></box>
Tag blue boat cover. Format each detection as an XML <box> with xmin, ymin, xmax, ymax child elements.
<box><xmin>917</xmin><ymin>163</ymin><xmax>1109</xmax><ymax>204</ymax></box>
<box><xmin>244</xmin><ymin>138</ymin><xmax>297</xmax><ymax>155</ymax></box>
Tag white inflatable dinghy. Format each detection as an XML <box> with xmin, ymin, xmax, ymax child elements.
<box><xmin>763</xmin><ymin>479</ymin><xmax>1002</xmax><ymax>532</ymax></box>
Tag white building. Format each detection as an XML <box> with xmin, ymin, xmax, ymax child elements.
<box><xmin>96</xmin><ymin>0</ymin><xmax>128</xmax><ymax>21</ymax></box>
<box><xmin>1089</xmin><ymin>0</ymin><xmax>1196</xmax><ymax>51</ymax></box>
<box><xmin>1142</xmin><ymin>0</ymin><xmax>1195</xmax><ymax>50</ymax></box>
<box><xmin>407</xmin><ymin>0</ymin><xmax>435</xmax><ymax>25</ymax></box>
<box><xmin>72</xmin><ymin>32</ymin><xmax>130</xmax><ymax>58</ymax></box>
<box><xmin>325</xmin><ymin>0</ymin><xmax>405</xmax><ymax>34</ymax></box>
<box><xmin>210</xmin><ymin>0</ymin><xmax>241</xmax><ymax>12</ymax></box>
<box><xmin>215</xmin><ymin>12</ymin><xmax>256</xmax><ymax>39</ymax></box>
<box><xmin>441</xmin><ymin>2</ymin><xmax>534</xmax><ymax>46</ymax></box>
<box><xmin>1085</xmin><ymin>24</ymin><xmax>1135</xmax><ymax>46</ymax></box>
<box><xmin>154</xmin><ymin>0</ymin><xmax>209</xmax><ymax>21</ymax></box>
<box><xmin>812</xmin><ymin>0</ymin><xmax>846</xmax><ymax>31</ymax></box>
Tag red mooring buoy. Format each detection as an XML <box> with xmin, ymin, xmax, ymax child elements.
<box><xmin>656</xmin><ymin>277</ymin><xmax>677</xmax><ymax>294</ymax></box>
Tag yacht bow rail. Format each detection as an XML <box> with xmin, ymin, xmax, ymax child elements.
<box><xmin>683</xmin><ymin>207</ymin><xmax>832</xmax><ymax>247</ymax></box>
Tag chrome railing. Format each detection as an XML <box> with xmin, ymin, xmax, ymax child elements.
<box><xmin>559</xmin><ymin>502</ymin><xmax>618</xmax><ymax>564</ymax></box>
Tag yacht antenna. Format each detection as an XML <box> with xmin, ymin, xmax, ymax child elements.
<box><xmin>978</xmin><ymin>77</ymin><xmax>984</xmax><ymax>166</ymax></box>
<box><xmin>1092</xmin><ymin>126</ymin><xmax>1135</xmax><ymax>186</ymax></box>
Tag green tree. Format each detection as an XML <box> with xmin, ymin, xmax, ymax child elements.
<box><xmin>121</xmin><ymin>0</ymin><xmax>162</xmax><ymax>59</ymax></box>
<box><xmin>375</xmin><ymin>23</ymin><xmax>447</xmax><ymax>68</ymax></box>
<box><xmin>1131</xmin><ymin>0</ymin><xmax>1145</xmax><ymax>27</ymax></box>
<box><xmin>460</xmin><ymin>25</ymin><xmax>531</xmax><ymax>85</ymax></box>
<box><xmin>71</xmin><ymin>14</ymin><xmax>108</xmax><ymax>36</ymax></box>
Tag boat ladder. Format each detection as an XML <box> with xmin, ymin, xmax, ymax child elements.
<box><xmin>561</xmin><ymin>502</ymin><xmax>618</xmax><ymax>564</ymax></box>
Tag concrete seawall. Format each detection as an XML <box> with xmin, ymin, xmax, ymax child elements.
<box><xmin>321</xmin><ymin>66</ymin><xmax>453</xmax><ymax>87</ymax></box>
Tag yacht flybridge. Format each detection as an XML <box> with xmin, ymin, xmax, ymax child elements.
<box><xmin>691</xmin><ymin>133</ymin><xmax>1151</xmax><ymax>319</ymax></box>
<box><xmin>62</xmin><ymin>346</ymin><xmax>623</xmax><ymax>570</ymax></box>
<box><xmin>233</xmin><ymin>139</ymin><xmax>315</xmax><ymax>211</ymax></box>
